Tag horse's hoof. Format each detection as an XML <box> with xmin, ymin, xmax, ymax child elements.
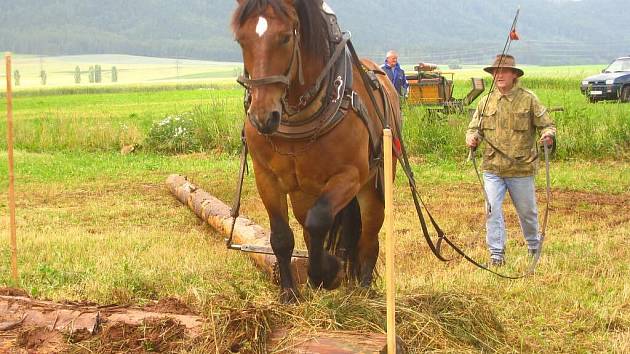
<box><xmin>279</xmin><ymin>289</ymin><xmax>299</xmax><ymax>304</ymax></box>
<box><xmin>322</xmin><ymin>254</ymin><xmax>342</xmax><ymax>290</ymax></box>
<box><xmin>359</xmin><ymin>286</ymin><xmax>380</xmax><ymax>299</ymax></box>
<box><xmin>307</xmin><ymin>271</ymin><xmax>324</xmax><ymax>289</ymax></box>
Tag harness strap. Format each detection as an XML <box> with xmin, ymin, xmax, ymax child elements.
<box><xmin>236</xmin><ymin>29</ymin><xmax>304</xmax><ymax>90</ymax></box>
<box><xmin>345</xmin><ymin>40</ymin><xmax>388</xmax><ymax>129</ymax></box>
<box><xmin>300</xmin><ymin>33</ymin><xmax>351</xmax><ymax>105</ymax></box>
<box><xmin>471</xmin><ymin>149</ymin><xmax>492</xmax><ymax>214</ymax></box>
<box><xmin>237</xmin><ymin>75</ymin><xmax>290</xmax><ymax>88</ymax></box>
<box><xmin>226</xmin><ymin>127</ymin><xmax>249</xmax><ymax>248</ymax></box>
<box><xmin>528</xmin><ymin>141</ymin><xmax>551</xmax><ymax>272</ymax></box>
<box><xmin>349</xmin><ymin>91</ymin><xmax>380</xmax><ymax>157</ymax></box>
<box><xmin>393</xmin><ymin>123</ymin><xmax>452</xmax><ymax>261</ymax></box>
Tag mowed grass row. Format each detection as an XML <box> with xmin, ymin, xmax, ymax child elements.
<box><xmin>0</xmin><ymin>76</ymin><xmax>628</xmax><ymax>160</ymax></box>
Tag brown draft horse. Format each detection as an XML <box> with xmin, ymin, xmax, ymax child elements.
<box><xmin>231</xmin><ymin>0</ymin><xmax>401</xmax><ymax>303</ymax></box>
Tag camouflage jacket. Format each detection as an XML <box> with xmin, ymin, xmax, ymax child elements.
<box><xmin>466</xmin><ymin>86</ymin><xmax>556</xmax><ymax>177</ymax></box>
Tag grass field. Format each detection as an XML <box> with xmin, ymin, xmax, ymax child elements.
<box><xmin>0</xmin><ymin>62</ymin><xmax>629</xmax><ymax>352</ymax></box>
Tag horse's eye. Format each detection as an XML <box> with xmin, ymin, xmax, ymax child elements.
<box><xmin>280</xmin><ymin>35</ymin><xmax>291</xmax><ymax>45</ymax></box>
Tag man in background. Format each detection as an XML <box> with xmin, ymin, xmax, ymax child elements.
<box><xmin>381</xmin><ymin>50</ymin><xmax>409</xmax><ymax>97</ymax></box>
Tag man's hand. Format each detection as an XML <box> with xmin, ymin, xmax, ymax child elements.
<box><xmin>466</xmin><ymin>135</ymin><xmax>479</xmax><ymax>148</ymax></box>
<box><xmin>539</xmin><ymin>134</ymin><xmax>554</xmax><ymax>146</ymax></box>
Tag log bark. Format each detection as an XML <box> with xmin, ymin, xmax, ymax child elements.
<box><xmin>166</xmin><ymin>174</ymin><xmax>308</xmax><ymax>284</ymax></box>
<box><xmin>269</xmin><ymin>328</ymin><xmax>402</xmax><ymax>353</ymax></box>
<box><xmin>0</xmin><ymin>295</ymin><xmax>204</xmax><ymax>336</ymax></box>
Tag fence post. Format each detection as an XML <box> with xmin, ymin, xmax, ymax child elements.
<box><xmin>383</xmin><ymin>128</ymin><xmax>396</xmax><ymax>353</ymax></box>
<box><xmin>5</xmin><ymin>52</ymin><xmax>19</xmax><ymax>284</ymax></box>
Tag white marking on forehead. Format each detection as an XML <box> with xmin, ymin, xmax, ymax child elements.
<box><xmin>255</xmin><ymin>16</ymin><xmax>268</xmax><ymax>37</ymax></box>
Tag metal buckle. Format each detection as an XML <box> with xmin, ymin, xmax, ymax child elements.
<box><xmin>332</xmin><ymin>75</ymin><xmax>343</xmax><ymax>103</ymax></box>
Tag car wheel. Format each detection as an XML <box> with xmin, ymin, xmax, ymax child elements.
<box><xmin>621</xmin><ymin>86</ymin><xmax>630</xmax><ymax>103</ymax></box>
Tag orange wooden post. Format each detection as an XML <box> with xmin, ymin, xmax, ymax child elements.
<box><xmin>5</xmin><ymin>52</ymin><xmax>18</xmax><ymax>284</ymax></box>
<box><xmin>383</xmin><ymin>128</ymin><xmax>396</xmax><ymax>353</ymax></box>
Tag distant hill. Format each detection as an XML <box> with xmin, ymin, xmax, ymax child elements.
<box><xmin>0</xmin><ymin>0</ymin><xmax>628</xmax><ymax>65</ymax></box>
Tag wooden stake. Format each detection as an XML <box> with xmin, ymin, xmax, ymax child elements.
<box><xmin>5</xmin><ymin>52</ymin><xmax>18</xmax><ymax>284</ymax></box>
<box><xmin>383</xmin><ymin>128</ymin><xmax>396</xmax><ymax>353</ymax></box>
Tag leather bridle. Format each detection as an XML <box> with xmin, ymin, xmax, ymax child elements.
<box><xmin>236</xmin><ymin>27</ymin><xmax>305</xmax><ymax>120</ymax></box>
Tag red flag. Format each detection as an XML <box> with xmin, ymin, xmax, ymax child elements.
<box><xmin>393</xmin><ymin>138</ymin><xmax>402</xmax><ymax>157</ymax></box>
<box><xmin>509</xmin><ymin>29</ymin><xmax>520</xmax><ymax>40</ymax></box>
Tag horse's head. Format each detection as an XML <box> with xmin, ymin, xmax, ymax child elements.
<box><xmin>232</xmin><ymin>0</ymin><xmax>300</xmax><ymax>134</ymax></box>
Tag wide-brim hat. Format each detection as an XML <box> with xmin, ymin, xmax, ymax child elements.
<box><xmin>483</xmin><ymin>54</ymin><xmax>524</xmax><ymax>77</ymax></box>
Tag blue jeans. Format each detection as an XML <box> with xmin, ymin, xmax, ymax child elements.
<box><xmin>484</xmin><ymin>172</ymin><xmax>540</xmax><ymax>260</ymax></box>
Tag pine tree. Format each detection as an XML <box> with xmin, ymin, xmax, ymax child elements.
<box><xmin>95</xmin><ymin>65</ymin><xmax>102</xmax><ymax>83</ymax></box>
<box><xmin>74</xmin><ymin>66</ymin><xmax>81</xmax><ymax>84</ymax></box>
<box><xmin>14</xmin><ymin>70</ymin><xmax>20</xmax><ymax>86</ymax></box>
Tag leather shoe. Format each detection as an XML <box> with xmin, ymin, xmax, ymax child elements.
<box><xmin>528</xmin><ymin>249</ymin><xmax>539</xmax><ymax>257</ymax></box>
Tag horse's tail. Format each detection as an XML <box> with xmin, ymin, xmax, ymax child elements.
<box><xmin>325</xmin><ymin>197</ymin><xmax>362</xmax><ymax>280</ymax></box>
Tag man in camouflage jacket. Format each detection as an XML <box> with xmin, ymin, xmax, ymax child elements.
<box><xmin>466</xmin><ymin>54</ymin><xmax>556</xmax><ymax>266</ymax></box>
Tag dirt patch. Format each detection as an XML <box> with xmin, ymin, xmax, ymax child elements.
<box><xmin>558</xmin><ymin>190</ymin><xmax>629</xmax><ymax>208</ymax></box>
<box><xmin>0</xmin><ymin>287</ymin><xmax>29</xmax><ymax>297</ymax></box>
<box><xmin>86</xmin><ymin>317</ymin><xmax>188</xmax><ymax>352</ymax></box>
<box><xmin>143</xmin><ymin>297</ymin><xmax>197</xmax><ymax>315</ymax></box>
<box><xmin>16</xmin><ymin>327</ymin><xmax>67</xmax><ymax>353</ymax></box>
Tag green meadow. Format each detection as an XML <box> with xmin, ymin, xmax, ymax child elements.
<box><xmin>0</xmin><ymin>61</ymin><xmax>629</xmax><ymax>352</ymax></box>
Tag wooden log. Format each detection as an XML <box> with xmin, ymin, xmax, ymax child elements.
<box><xmin>268</xmin><ymin>328</ymin><xmax>407</xmax><ymax>353</ymax></box>
<box><xmin>166</xmin><ymin>174</ymin><xmax>308</xmax><ymax>284</ymax></box>
<box><xmin>0</xmin><ymin>295</ymin><xmax>204</xmax><ymax>336</ymax></box>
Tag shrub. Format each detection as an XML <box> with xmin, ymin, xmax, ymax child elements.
<box><xmin>144</xmin><ymin>113</ymin><xmax>202</xmax><ymax>154</ymax></box>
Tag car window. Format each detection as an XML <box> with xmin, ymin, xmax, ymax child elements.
<box><xmin>606</xmin><ymin>59</ymin><xmax>630</xmax><ymax>72</ymax></box>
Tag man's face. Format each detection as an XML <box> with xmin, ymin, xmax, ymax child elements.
<box><xmin>493</xmin><ymin>68</ymin><xmax>519</xmax><ymax>92</ymax></box>
<box><xmin>386</xmin><ymin>55</ymin><xmax>398</xmax><ymax>67</ymax></box>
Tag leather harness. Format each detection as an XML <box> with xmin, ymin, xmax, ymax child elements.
<box><xmin>228</xmin><ymin>8</ymin><xmax>394</xmax><ymax>247</ymax></box>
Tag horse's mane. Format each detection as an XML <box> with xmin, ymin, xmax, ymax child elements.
<box><xmin>231</xmin><ymin>0</ymin><xmax>330</xmax><ymax>58</ymax></box>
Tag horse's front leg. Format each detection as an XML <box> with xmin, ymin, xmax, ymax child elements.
<box><xmin>305</xmin><ymin>167</ymin><xmax>361</xmax><ymax>290</ymax></box>
<box><xmin>253</xmin><ymin>165</ymin><xmax>298</xmax><ymax>303</ymax></box>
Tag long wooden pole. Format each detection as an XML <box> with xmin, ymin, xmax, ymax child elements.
<box><xmin>5</xmin><ymin>52</ymin><xmax>18</xmax><ymax>284</ymax></box>
<box><xmin>383</xmin><ymin>128</ymin><xmax>396</xmax><ymax>353</ymax></box>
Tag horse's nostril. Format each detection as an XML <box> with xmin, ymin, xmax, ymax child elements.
<box><xmin>270</xmin><ymin>110</ymin><xmax>281</xmax><ymax>125</ymax></box>
<box><xmin>260</xmin><ymin>110</ymin><xmax>280</xmax><ymax>134</ymax></box>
